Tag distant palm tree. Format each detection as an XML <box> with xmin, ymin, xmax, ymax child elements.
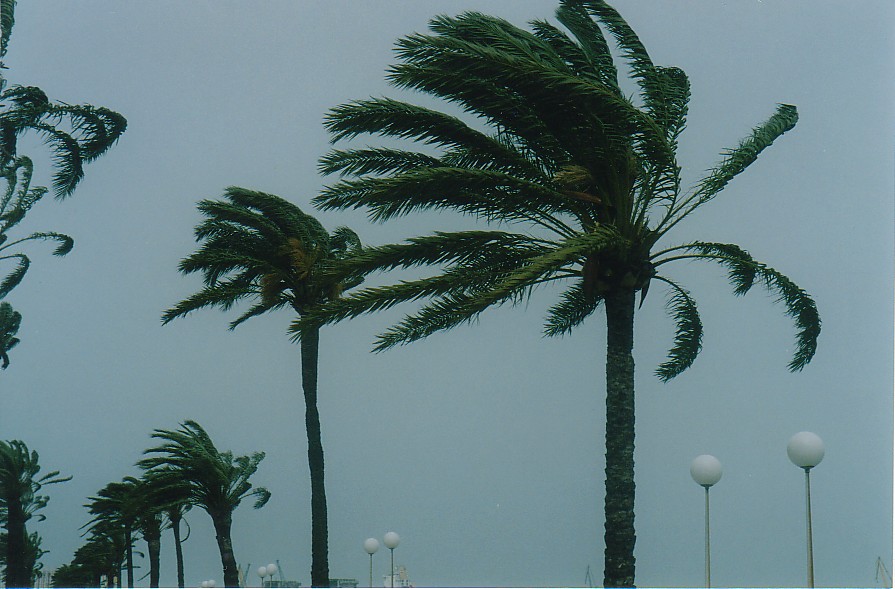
<box><xmin>139</xmin><ymin>420</ymin><xmax>270</xmax><ymax>588</ymax></box>
<box><xmin>301</xmin><ymin>2</ymin><xmax>820</xmax><ymax>586</ymax></box>
<box><xmin>0</xmin><ymin>302</ymin><xmax>20</xmax><ymax>369</ymax></box>
<box><xmin>54</xmin><ymin>530</ymin><xmax>127</xmax><ymax>588</ymax></box>
<box><xmin>0</xmin><ymin>439</ymin><xmax>69</xmax><ymax>587</ymax></box>
<box><xmin>163</xmin><ymin>187</ymin><xmax>362</xmax><ymax>587</ymax></box>
<box><xmin>140</xmin><ymin>466</ymin><xmax>193</xmax><ymax>588</ymax></box>
<box><xmin>85</xmin><ymin>479</ymin><xmax>143</xmax><ymax>588</ymax></box>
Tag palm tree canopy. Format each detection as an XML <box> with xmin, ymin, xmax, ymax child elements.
<box><xmin>0</xmin><ymin>440</ymin><xmax>70</xmax><ymax>524</ymax></box>
<box><xmin>301</xmin><ymin>0</ymin><xmax>819</xmax><ymax>377</ymax></box>
<box><xmin>138</xmin><ymin>420</ymin><xmax>270</xmax><ymax>517</ymax></box>
<box><xmin>0</xmin><ymin>302</ymin><xmax>21</xmax><ymax>369</ymax></box>
<box><xmin>162</xmin><ymin>187</ymin><xmax>362</xmax><ymax>330</ymax></box>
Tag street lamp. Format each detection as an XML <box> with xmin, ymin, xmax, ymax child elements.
<box><xmin>690</xmin><ymin>454</ymin><xmax>722</xmax><ymax>588</ymax></box>
<box><xmin>364</xmin><ymin>538</ymin><xmax>380</xmax><ymax>588</ymax></box>
<box><xmin>201</xmin><ymin>581</ymin><xmax>215</xmax><ymax>588</ymax></box>
<box><xmin>788</xmin><ymin>431</ymin><xmax>824</xmax><ymax>588</ymax></box>
<box><xmin>383</xmin><ymin>532</ymin><xmax>400</xmax><ymax>588</ymax></box>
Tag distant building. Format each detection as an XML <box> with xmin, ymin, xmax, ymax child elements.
<box><xmin>329</xmin><ymin>578</ymin><xmax>359</xmax><ymax>588</ymax></box>
<box><xmin>383</xmin><ymin>565</ymin><xmax>412</xmax><ymax>588</ymax></box>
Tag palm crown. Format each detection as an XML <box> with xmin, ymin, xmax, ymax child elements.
<box><xmin>304</xmin><ymin>1</ymin><xmax>818</xmax><ymax>377</ymax></box>
<box><xmin>163</xmin><ymin>187</ymin><xmax>362</xmax><ymax>328</ymax></box>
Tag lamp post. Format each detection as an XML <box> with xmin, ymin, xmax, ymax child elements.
<box><xmin>364</xmin><ymin>538</ymin><xmax>380</xmax><ymax>588</ymax></box>
<box><xmin>690</xmin><ymin>454</ymin><xmax>722</xmax><ymax>588</ymax></box>
<box><xmin>787</xmin><ymin>431</ymin><xmax>824</xmax><ymax>588</ymax></box>
<box><xmin>383</xmin><ymin>532</ymin><xmax>400</xmax><ymax>588</ymax></box>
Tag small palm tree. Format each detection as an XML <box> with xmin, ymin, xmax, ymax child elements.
<box><xmin>0</xmin><ymin>439</ymin><xmax>70</xmax><ymax>587</ymax></box>
<box><xmin>300</xmin><ymin>2</ymin><xmax>820</xmax><ymax>586</ymax></box>
<box><xmin>138</xmin><ymin>420</ymin><xmax>270</xmax><ymax>588</ymax></box>
<box><xmin>163</xmin><ymin>187</ymin><xmax>362</xmax><ymax>587</ymax></box>
<box><xmin>0</xmin><ymin>302</ymin><xmax>20</xmax><ymax>369</ymax></box>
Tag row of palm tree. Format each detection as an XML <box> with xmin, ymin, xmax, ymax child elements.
<box><xmin>56</xmin><ymin>420</ymin><xmax>268</xmax><ymax>589</ymax></box>
<box><xmin>161</xmin><ymin>1</ymin><xmax>821</xmax><ymax>587</ymax></box>
<box><xmin>0</xmin><ymin>0</ymin><xmax>126</xmax><ymax>370</ymax></box>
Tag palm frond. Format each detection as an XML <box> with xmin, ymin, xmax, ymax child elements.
<box><xmin>654</xmin><ymin>241</ymin><xmax>820</xmax><ymax>372</ymax></box>
<box><xmin>543</xmin><ymin>279</ymin><xmax>602</xmax><ymax>336</ymax></box>
<box><xmin>555</xmin><ymin>1</ymin><xmax>619</xmax><ymax>92</ymax></box>
<box><xmin>661</xmin><ymin>104</ymin><xmax>798</xmax><ymax>233</ymax></box>
<box><xmin>0</xmin><ymin>253</ymin><xmax>28</xmax><ymax>297</ymax></box>
<box><xmin>652</xmin><ymin>276</ymin><xmax>703</xmax><ymax>381</ymax></box>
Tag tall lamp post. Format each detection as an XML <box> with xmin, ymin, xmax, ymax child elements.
<box><xmin>364</xmin><ymin>538</ymin><xmax>380</xmax><ymax>588</ymax></box>
<box><xmin>787</xmin><ymin>431</ymin><xmax>824</xmax><ymax>588</ymax></box>
<box><xmin>383</xmin><ymin>532</ymin><xmax>400</xmax><ymax>588</ymax></box>
<box><xmin>690</xmin><ymin>454</ymin><xmax>722</xmax><ymax>588</ymax></box>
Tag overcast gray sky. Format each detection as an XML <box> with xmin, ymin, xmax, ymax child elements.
<box><xmin>2</xmin><ymin>1</ymin><xmax>892</xmax><ymax>587</ymax></box>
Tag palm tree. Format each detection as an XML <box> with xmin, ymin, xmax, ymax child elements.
<box><xmin>299</xmin><ymin>2</ymin><xmax>821</xmax><ymax>586</ymax></box>
<box><xmin>138</xmin><ymin>420</ymin><xmax>270</xmax><ymax>588</ymax></box>
<box><xmin>140</xmin><ymin>466</ymin><xmax>193</xmax><ymax>588</ymax></box>
<box><xmin>162</xmin><ymin>187</ymin><xmax>363</xmax><ymax>587</ymax></box>
<box><xmin>0</xmin><ymin>439</ymin><xmax>70</xmax><ymax>587</ymax></box>
<box><xmin>0</xmin><ymin>302</ymin><xmax>20</xmax><ymax>369</ymax></box>
<box><xmin>54</xmin><ymin>530</ymin><xmax>127</xmax><ymax>588</ymax></box>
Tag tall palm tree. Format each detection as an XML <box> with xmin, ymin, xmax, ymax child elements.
<box><xmin>138</xmin><ymin>420</ymin><xmax>270</xmax><ymax>588</ymax></box>
<box><xmin>162</xmin><ymin>187</ymin><xmax>363</xmax><ymax>587</ymax></box>
<box><xmin>0</xmin><ymin>439</ymin><xmax>70</xmax><ymax>587</ymax></box>
<box><xmin>299</xmin><ymin>2</ymin><xmax>821</xmax><ymax>586</ymax></box>
<box><xmin>0</xmin><ymin>301</ymin><xmax>20</xmax><ymax>369</ymax></box>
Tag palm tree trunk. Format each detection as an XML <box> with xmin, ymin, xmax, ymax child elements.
<box><xmin>212</xmin><ymin>512</ymin><xmax>240</xmax><ymax>587</ymax></box>
<box><xmin>125</xmin><ymin>528</ymin><xmax>134</xmax><ymax>588</ymax></box>
<box><xmin>300</xmin><ymin>325</ymin><xmax>330</xmax><ymax>588</ymax></box>
<box><xmin>603</xmin><ymin>288</ymin><xmax>637</xmax><ymax>588</ymax></box>
<box><xmin>171</xmin><ymin>511</ymin><xmax>185</xmax><ymax>588</ymax></box>
<box><xmin>4</xmin><ymin>497</ymin><xmax>28</xmax><ymax>587</ymax></box>
<box><xmin>146</xmin><ymin>524</ymin><xmax>162</xmax><ymax>588</ymax></box>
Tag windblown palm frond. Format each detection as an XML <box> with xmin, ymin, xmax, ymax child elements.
<box><xmin>0</xmin><ymin>157</ymin><xmax>73</xmax><ymax>299</ymax></box>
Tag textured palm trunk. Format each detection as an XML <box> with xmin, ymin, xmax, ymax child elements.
<box><xmin>300</xmin><ymin>325</ymin><xmax>330</xmax><ymax>588</ymax></box>
<box><xmin>4</xmin><ymin>497</ymin><xmax>29</xmax><ymax>588</ymax></box>
<box><xmin>603</xmin><ymin>288</ymin><xmax>637</xmax><ymax>588</ymax></box>
<box><xmin>212</xmin><ymin>512</ymin><xmax>240</xmax><ymax>587</ymax></box>
<box><xmin>145</xmin><ymin>522</ymin><xmax>162</xmax><ymax>588</ymax></box>
<box><xmin>171</xmin><ymin>511</ymin><xmax>186</xmax><ymax>588</ymax></box>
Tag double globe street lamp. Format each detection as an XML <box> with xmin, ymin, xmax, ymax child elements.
<box><xmin>363</xmin><ymin>532</ymin><xmax>400</xmax><ymax>588</ymax></box>
<box><xmin>257</xmin><ymin>563</ymin><xmax>278</xmax><ymax>588</ymax></box>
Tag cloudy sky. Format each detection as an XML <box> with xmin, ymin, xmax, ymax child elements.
<box><xmin>2</xmin><ymin>1</ymin><xmax>892</xmax><ymax>587</ymax></box>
